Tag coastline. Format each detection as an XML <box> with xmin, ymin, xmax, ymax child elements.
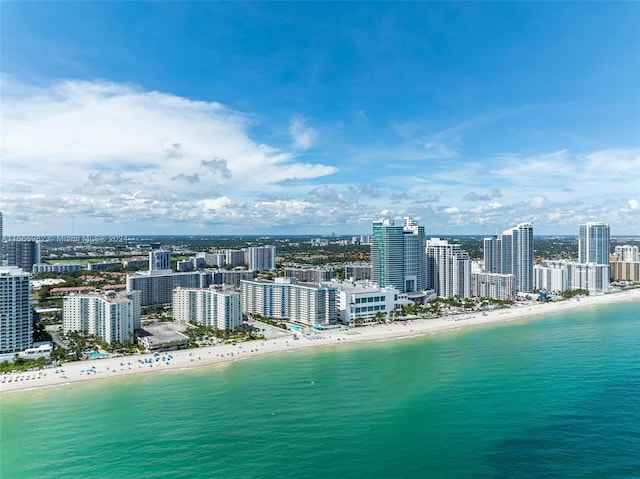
<box><xmin>2</xmin><ymin>288</ymin><xmax>639</xmax><ymax>395</ymax></box>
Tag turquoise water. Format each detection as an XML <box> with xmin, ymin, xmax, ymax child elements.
<box><xmin>88</xmin><ymin>352</ymin><xmax>110</xmax><ymax>360</ymax></box>
<box><xmin>2</xmin><ymin>300</ymin><xmax>639</xmax><ymax>478</ymax></box>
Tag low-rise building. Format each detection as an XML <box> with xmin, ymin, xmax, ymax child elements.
<box><xmin>323</xmin><ymin>280</ymin><xmax>399</xmax><ymax>325</ymax></box>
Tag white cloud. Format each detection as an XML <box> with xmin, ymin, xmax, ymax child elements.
<box><xmin>289</xmin><ymin>115</ymin><xmax>318</xmax><ymax>149</ymax></box>
<box><xmin>1</xmin><ymin>78</ymin><xmax>339</xmax><ymax>233</ymax></box>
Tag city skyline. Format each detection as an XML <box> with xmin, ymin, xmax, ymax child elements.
<box><xmin>1</xmin><ymin>3</ymin><xmax>639</xmax><ymax>236</ymax></box>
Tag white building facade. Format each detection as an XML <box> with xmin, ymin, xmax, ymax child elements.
<box><xmin>173</xmin><ymin>287</ymin><xmax>243</xmax><ymax>330</ymax></box>
<box><xmin>323</xmin><ymin>280</ymin><xmax>399</xmax><ymax>324</ymax></box>
<box><xmin>426</xmin><ymin>238</ymin><xmax>472</xmax><ymax>299</ymax></box>
<box><xmin>63</xmin><ymin>291</ymin><xmax>142</xmax><ymax>345</ymax></box>
<box><xmin>472</xmin><ymin>272</ymin><xmax>517</xmax><ymax>301</ymax></box>
<box><xmin>241</xmin><ymin>278</ymin><xmax>337</xmax><ymax>326</ymax></box>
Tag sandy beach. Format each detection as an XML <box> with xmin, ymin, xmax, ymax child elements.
<box><xmin>2</xmin><ymin>289</ymin><xmax>639</xmax><ymax>394</ymax></box>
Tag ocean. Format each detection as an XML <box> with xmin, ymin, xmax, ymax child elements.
<box><xmin>1</xmin><ymin>300</ymin><xmax>639</xmax><ymax>478</ymax></box>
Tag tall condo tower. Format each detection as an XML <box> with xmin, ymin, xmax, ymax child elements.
<box><xmin>578</xmin><ymin>222</ymin><xmax>610</xmax><ymax>265</ymax></box>
<box><xmin>7</xmin><ymin>240</ymin><xmax>41</xmax><ymax>272</ymax></box>
<box><xmin>371</xmin><ymin>217</ymin><xmax>425</xmax><ymax>293</ymax></box>
<box><xmin>149</xmin><ymin>250</ymin><xmax>171</xmax><ymax>271</ymax></box>
<box><xmin>483</xmin><ymin>222</ymin><xmax>534</xmax><ymax>293</ymax></box>
<box><xmin>0</xmin><ymin>267</ymin><xmax>33</xmax><ymax>354</ymax></box>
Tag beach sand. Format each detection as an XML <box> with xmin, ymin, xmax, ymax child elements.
<box><xmin>2</xmin><ymin>289</ymin><xmax>639</xmax><ymax>394</ymax></box>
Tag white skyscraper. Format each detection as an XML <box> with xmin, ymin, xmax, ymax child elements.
<box><xmin>483</xmin><ymin>222</ymin><xmax>534</xmax><ymax>293</ymax></box>
<box><xmin>173</xmin><ymin>287</ymin><xmax>243</xmax><ymax>330</ymax></box>
<box><xmin>426</xmin><ymin>238</ymin><xmax>472</xmax><ymax>299</ymax></box>
<box><xmin>0</xmin><ymin>267</ymin><xmax>33</xmax><ymax>354</ymax></box>
<box><xmin>63</xmin><ymin>291</ymin><xmax>141</xmax><ymax>345</ymax></box>
<box><xmin>578</xmin><ymin>222</ymin><xmax>610</xmax><ymax>265</ymax></box>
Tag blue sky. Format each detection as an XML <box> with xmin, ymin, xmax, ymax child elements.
<box><xmin>1</xmin><ymin>2</ymin><xmax>639</xmax><ymax>236</ymax></box>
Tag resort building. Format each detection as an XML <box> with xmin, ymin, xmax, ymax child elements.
<box><xmin>173</xmin><ymin>287</ymin><xmax>243</xmax><ymax>330</ymax></box>
<box><xmin>426</xmin><ymin>238</ymin><xmax>472</xmax><ymax>299</ymax></box>
<box><xmin>472</xmin><ymin>272</ymin><xmax>517</xmax><ymax>301</ymax></box>
<box><xmin>241</xmin><ymin>278</ymin><xmax>337</xmax><ymax>326</ymax></box>
<box><xmin>578</xmin><ymin>222</ymin><xmax>610</xmax><ymax>265</ymax></box>
<box><xmin>483</xmin><ymin>222</ymin><xmax>534</xmax><ymax>292</ymax></box>
<box><xmin>0</xmin><ymin>267</ymin><xmax>32</xmax><ymax>354</ymax></box>
<box><xmin>323</xmin><ymin>280</ymin><xmax>399</xmax><ymax>325</ymax></box>
<box><xmin>534</xmin><ymin>260</ymin><xmax>609</xmax><ymax>294</ymax></box>
<box><xmin>7</xmin><ymin>240</ymin><xmax>41</xmax><ymax>272</ymax></box>
<box><xmin>62</xmin><ymin>290</ymin><xmax>142</xmax><ymax>345</ymax></box>
<box><xmin>371</xmin><ymin>217</ymin><xmax>426</xmax><ymax>293</ymax></box>
<box><xmin>248</xmin><ymin>246</ymin><xmax>276</xmax><ymax>271</ymax></box>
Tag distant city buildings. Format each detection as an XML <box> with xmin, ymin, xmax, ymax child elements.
<box><xmin>426</xmin><ymin>238</ymin><xmax>472</xmax><ymax>299</ymax></box>
<box><xmin>241</xmin><ymin>278</ymin><xmax>337</xmax><ymax>326</ymax></box>
<box><xmin>126</xmin><ymin>270</ymin><xmax>204</xmax><ymax>306</ymax></box>
<box><xmin>32</xmin><ymin>263</ymin><xmax>83</xmax><ymax>274</ymax></box>
<box><xmin>248</xmin><ymin>246</ymin><xmax>276</xmax><ymax>271</ymax></box>
<box><xmin>0</xmin><ymin>267</ymin><xmax>33</xmax><ymax>354</ymax></box>
<box><xmin>173</xmin><ymin>287</ymin><xmax>243</xmax><ymax>330</ymax></box>
<box><xmin>483</xmin><ymin>222</ymin><xmax>534</xmax><ymax>292</ymax></box>
<box><xmin>7</xmin><ymin>240</ymin><xmax>41</xmax><ymax>272</ymax></box>
<box><xmin>63</xmin><ymin>290</ymin><xmax>141</xmax><ymax>345</ymax></box>
<box><xmin>371</xmin><ymin>217</ymin><xmax>426</xmax><ymax>294</ymax></box>
<box><xmin>613</xmin><ymin>245</ymin><xmax>639</xmax><ymax>262</ymax></box>
<box><xmin>149</xmin><ymin>250</ymin><xmax>171</xmax><ymax>271</ymax></box>
<box><xmin>344</xmin><ymin>263</ymin><xmax>372</xmax><ymax>281</ymax></box>
<box><xmin>284</xmin><ymin>267</ymin><xmax>333</xmax><ymax>284</ymax></box>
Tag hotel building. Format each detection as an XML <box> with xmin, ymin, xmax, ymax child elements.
<box><xmin>63</xmin><ymin>290</ymin><xmax>141</xmax><ymax>345</ymax></box>
<box><xmin>426</xmin><ymin>238</ymin><xmax>472</xmax><ymax>299</ymax></box>
<box><xmin>323</xmin><ymin>280</ymin><xmax>399</xmax><ymax>325</ymax></box>
<box><xmin>173</xmin><ymin>287</ymin><xmax>243</xmax><ymax>330</ymax></box>
<box><xmin>241</xmin><ymin>278</ymin><xmax>337</xmax><ymax>326</ymax></box>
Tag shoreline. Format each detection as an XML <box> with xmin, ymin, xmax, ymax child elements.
<box><xmin>2</xmin><ymin>289</ymin><xmax>639</xmax><ymax>395</ymax></box>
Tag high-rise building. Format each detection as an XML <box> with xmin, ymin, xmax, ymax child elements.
<box><xmin>63</xmin><ymin>291</ymin><xmax>141</xmax><ymax>345</ymax></box>
<box><xmin>614</xmin><ymin>245</ymin><xmax>639</xmax><ymax>262</ymax></box>
<box><xmin>483</xmin><ymin>222</ymin><xmax>534</xmax><ymax>292</ymax></box>
<box><xmin>578</xmin><ymin>222</ymin><xmax>610</xmax><ymax>265</ymax></box>
<box><xmin>149</xmin><ymin>250</ymin><xmax>171</xmax><ymax>271</ymax></box>
<box><xmin>426</xmin><ymin>238</ymin><xmax>472</xmax><ymax>299</ymax></box>
<box><xmin>241</xmin><ymin>278</ymin><xmax>337</xmax><ymax>326</ymax></box>
<box><xmin>173</xmin><ymin>287</ymin><xmax>243</xmax><ymax>330</ymax></box>
<box><xmin>0</xmin><ymin>211</ymin><xmax>3</xmax><ymax>262</ymax></box>
<box><xmin>0</xmin><ymin>267</ymin><xmax>33</xmax><ymax>354</ymax></box>
<box><xmin>126</xmin><ymin>270</ymin><xmax>204</xmax><ymax>306</ymax></box>
<box><xmin>248</xmin><ymin>246</ymin><xmax>276</xmax><ymax>271</ymax></box>
<box><xmin>371</xmin><ymin>217</ymin><xmax>425</xmax><ymax>293</ymax></box>
<box><xmin>7</xmin><ymin>240</ymin><xmax>41</xmax><ymax>272</ymax></box>
<box><xmin>472</xmin><ymin>272</ymin><xmax>516</xmax><ymax>301</ymax></box>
